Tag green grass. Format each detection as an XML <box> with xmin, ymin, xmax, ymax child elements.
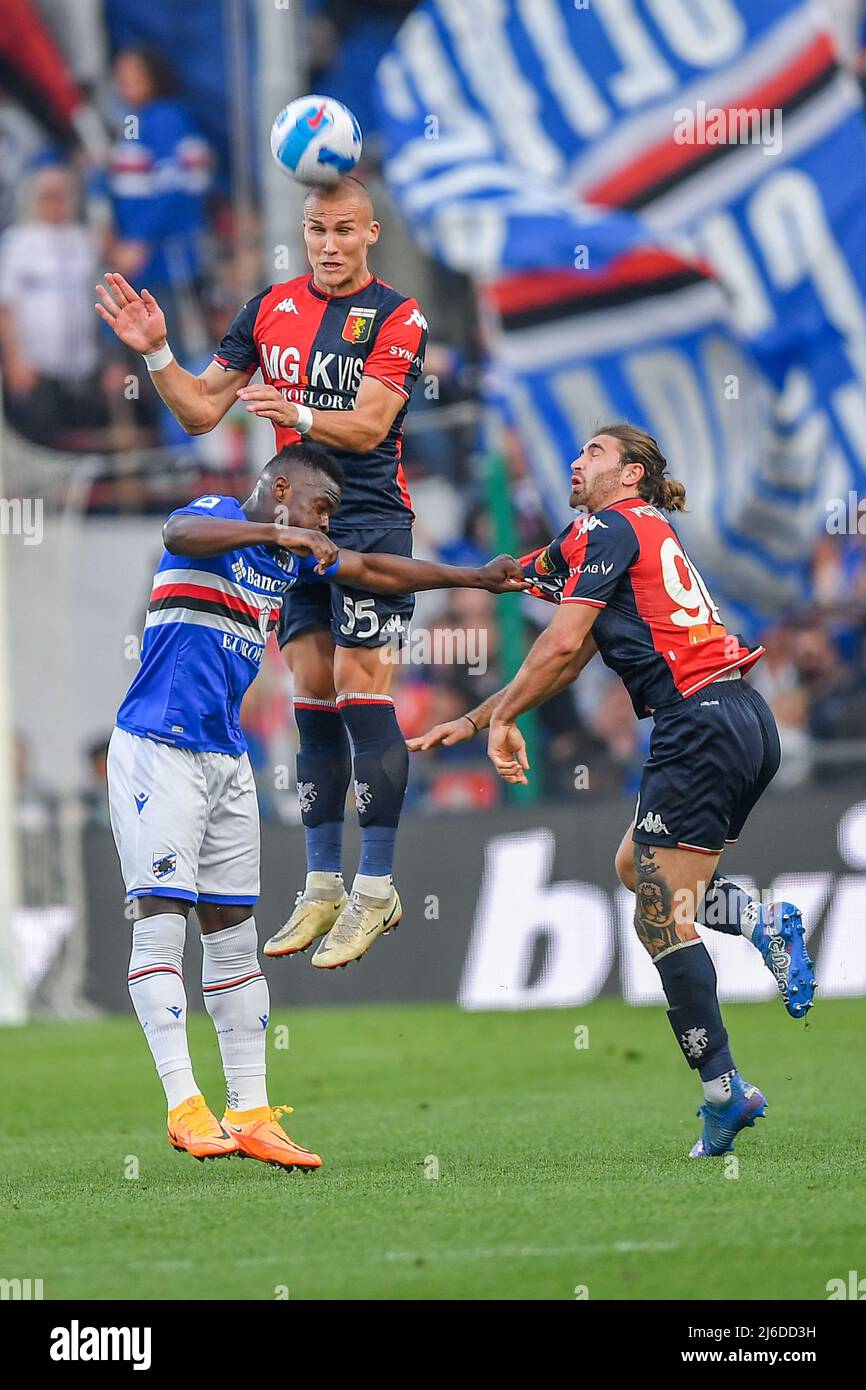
<box><xmin>3</xmin><ymin>997</ymin><xmax>864</xmax><ymax>1300</ymax></box>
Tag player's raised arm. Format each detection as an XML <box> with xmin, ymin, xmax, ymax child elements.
<box><xmin>163</xmin><ymin>512</ymin><xmax>337</xmax><ymax>569</ymax></box>
<box><xmin>332</xmin><ymin>548</ymin><xmax>527</xmax><ymax>596</ymax></box>
<box><xmin>95</xmin><ymin>273</ymin><xmax>252</xmax><ymax>434</ymax></box>
<box><xmin>407</xmin><ymin>633</ymin><xmax>598</xmax><ymax>751</ymax></box>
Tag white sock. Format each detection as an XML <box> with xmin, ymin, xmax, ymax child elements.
<box><xmin>703</xmin><ymin>1070</ymin><xmax>736</xmax><ymax>1105</ymax></box>
<box><xmin>305</xmin><ymin>870</ymin><xmax>344</xmax><ymax>901</ymax></box>
<box><xmin>739</xmin><ymin>901</ymin><xmax>762</xmax><ymax>944</ymax></box>
<box><xmin>201</xmin><ymin>917</ymin><xmax>269</xmax><ymax>1113</ymax></box>
<box><xmin>127</xmin><ymin>913</ymin><xmax>198</xmax><ymax>1110</ymax></box>
<box><xmin>353</xmin><ymin>872</ymin><xmax>392</xmax><ymax>900</ymax></box>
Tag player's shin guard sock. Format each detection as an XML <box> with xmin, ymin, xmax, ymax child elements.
<box><xmin>201</xmin><ymin>918</ymin><xmax>270</xmax><ymax>1112</ymax></box>
<box><xmin>294</xmin><ymin>698</ymin><xmax>351</xmax><ymax>876</ymax></box>
<box><xmin>338</xmin><ymin>692</ymin><xmax>407</xmax><ymax>892</ymax></box>
<box><xmin>697</xmin><ymin>872</ymin><xmax>757</xmax><ymax>938</ymax></box>
<box><xmin>127</xmin><ymin>913</ymin><xmax>197</xmax><ymax>1109</ymax></box>
<box><xmin>654</xmin><ymin>939</ymin><xmax>736</xmax><ymax>1099</ymax></box>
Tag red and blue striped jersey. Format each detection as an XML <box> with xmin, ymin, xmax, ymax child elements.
<box><xmin>213</xmin><ymin>273</ymin><xmax>427</xmax><ymax>530</ymax></box>
<box><xmin>520</xmin><ymin>497</ymin><xmax>764</xmax><ymax>717</ymax></box>
<box><xmin>117</xmin><ymin>495</ymin><xmax>337</xmax><ymax>755</ymax></box>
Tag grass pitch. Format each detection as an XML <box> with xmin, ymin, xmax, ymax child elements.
<box><xmin>3</xmin><ymin>996</ymin><xmax>863</xmax><ymax>1301</ymax></box>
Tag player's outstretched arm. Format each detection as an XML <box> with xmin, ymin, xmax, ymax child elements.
<box><xmin>407</xmin><ymin>634</ymin><xmax>598</xmax><ymax>750</ymax></box>
<box><xmin>163</xmin><ymin>515</ymin><xmax>338</xmax><ymax>568</ymax></box>
<box><xmin>95</xmin><ymin>274</ymin><xmax>247</xmax><ymax>434</ymax></box>
<box><xmin>334</xmin><ymin>549</ymin><xmax>527</xmax><ymax>596</ymax></box>
<box><xmin>488</xmin><ymin>603</ymin><xmax>600</xmax><ymax>784</ymax></box>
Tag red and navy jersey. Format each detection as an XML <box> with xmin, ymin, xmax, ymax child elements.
<box><xmin>520</xmin><ymin>498</ymin><xmax>764</xmax><ymax>718</ymax></box>
<box><xmin>213</xmin><ymin>273</ymin><xmax>427</xmax><ymax>530</ymax></box>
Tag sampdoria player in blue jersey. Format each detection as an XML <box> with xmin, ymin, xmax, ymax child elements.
<box><xmin>107</xmin><ymin>442</ymin><xmax>524</xmax><ymax>1169</ymax></box>
<box><xmin>97</xmin><ymin>176</ymin><xmax>435</xmax><ymax>971</ymax></box>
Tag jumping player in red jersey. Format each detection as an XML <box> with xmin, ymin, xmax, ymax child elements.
<box><xmin>410</xmin><ymin>426</ymin><xmax>816</xmax><ymax>1159</ymax></box>
<box><xmin>96</xmin><ymin>176</ymin><xmax>429</xmax><ymax>969</ymax></box>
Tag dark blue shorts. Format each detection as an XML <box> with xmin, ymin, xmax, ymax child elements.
<box><xmin>278</xmin><ymin>524</ymin><xmax>415</xmax><ymax>650</ymax></box>
<box><xmin>633</xmin><ymin>678</ymin><xmax>781</xmax><ymax>856</ymax></box>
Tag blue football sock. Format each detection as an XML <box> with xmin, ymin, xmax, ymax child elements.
<box><xmin>698</xmin><ymin>872</ymin><xmax>755</xmax><ymax>937</ymax></box>
<box><xmin>338</xmin><ymin>692</ymin><xmax>408</xmax><ymax>879</ymax></box>
<box><xmin>294</xmin><ymin>699</ymin><xmax>351</xmax><ymax>874</ymax></box>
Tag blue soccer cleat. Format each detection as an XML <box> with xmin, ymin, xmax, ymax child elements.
<box><xmin>689</xmin><ymin>1074</ymin><xmax>767</xmax><ymax>1158</ymax></box>
<box><xmin>751</xmin><ymin>901</ymin><xmax>816</xmax><ymax>1019</ymax></box>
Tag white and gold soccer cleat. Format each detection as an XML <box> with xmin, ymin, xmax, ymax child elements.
<box><xmin>263</xmin><ymin>889</ymin><xmax>348</xmax><ymax>957</ymax></box>
<box><xmin>310</xmin><ymin>886</ymin><xmax>402</xmax><ymax>969</ymax></box>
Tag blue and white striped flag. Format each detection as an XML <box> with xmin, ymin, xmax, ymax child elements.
<box><xmin>375</xmin><ymin>0</ymin><xmax>866</xmax><ymax>628</ymax></box>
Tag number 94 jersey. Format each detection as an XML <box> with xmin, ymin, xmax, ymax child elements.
<box><xmin>519</xmin><ymin>498</ymin><xmax>764</xmax><ymax>718</ymax></box>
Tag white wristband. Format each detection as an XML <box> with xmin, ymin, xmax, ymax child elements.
<box><xmin>143</xmin><ymin>342</ymin><xmax>174</xmax><ymax>372</ymax></box>
<box><xmin>294</xmin><ymin>403</ymin><xmax>314</xmax><ymax>434</ymax></box>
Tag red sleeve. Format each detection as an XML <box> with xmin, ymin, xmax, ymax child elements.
<box><xmin>363</xmin><ymin>298</ymin><xmax>428</xmax><ymax>400</ymax></box>
<box><xmin>518</xmin><ymin>522</ymin><xmax>574</xmax><ymax>603</ymax></box>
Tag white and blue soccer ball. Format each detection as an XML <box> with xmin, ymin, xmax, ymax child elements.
<box><xmin>269</xmin><ymin>96</ymin><xmax>362</xmax><ymax>186</ymax></box>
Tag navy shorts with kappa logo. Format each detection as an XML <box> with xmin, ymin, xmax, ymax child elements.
<box><xmin>632</xmin><ymin>678</ymin><xmax>781</xmax><ymax>856</ymax></box>
<box><xmin>278</xmin><ymin>524</ymin><xmax>415</xmax><ymax>650</ymax></box>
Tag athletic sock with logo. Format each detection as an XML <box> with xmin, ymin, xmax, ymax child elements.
<box><xmin>305</xmin><ymin>870</ymin><xmax>345</xmax><ymax>902</ymax></box>
<box><xmin>654</xmin><ymin>938</ymin><xmax>736</xmax><ymax>1097</ymax></box>
<box><xmin>127</xmin><ymin>913</ymin><xmax>198</xmax><ymax>1110</ymax></box>
<box><xmin>338</xmin><ymin>692</ymin><xmax>407</xmax><ymax>894</ymax></box>
<box><xmin>697</xmin><ymin>872</ymin><xmax>757</xmax><ymax>938</ymax></box>
<box><xmin>200</xmin><ymin>918</ymin><xmax>269</xmax><ymax>1112</ymax></box>
<box><xmin>294</xmin><ymin>698</ymin><xmax>351</xmax><ymax>875</ymax></box>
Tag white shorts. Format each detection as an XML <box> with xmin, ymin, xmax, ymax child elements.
<box><xmin>107</xmin><ymin>727</ymin><xmax>260</xmax><ymax>906</ymax></box>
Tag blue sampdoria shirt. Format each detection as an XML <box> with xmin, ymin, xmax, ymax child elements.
<box><xmin>117</xmin><ymin>495</ymin><xmax>337</xmax><ymax>754</ymax></box>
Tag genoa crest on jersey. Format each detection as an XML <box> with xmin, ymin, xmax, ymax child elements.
<box><xmin>342</xmin><ymin>306</ymin><xmax>376</xmax><ymax>343</ymax></box>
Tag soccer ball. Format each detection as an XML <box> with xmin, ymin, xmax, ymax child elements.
<box><xmin>269</xmin><ymin>96</ymin><xmax>362</xmax><ymax>186</ymax></box>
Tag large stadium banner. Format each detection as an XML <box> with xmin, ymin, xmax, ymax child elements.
<box><xmin>83</xmin><ymin>790</ymin><xmax>866</xmax><ymax>1013</ymax></box>
<box><xmin>374</xmin><ymin>0</ymin><xmax>866</xmax><ymax>632</ymax></box>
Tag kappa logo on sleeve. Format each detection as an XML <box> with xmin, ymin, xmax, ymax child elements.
<box><xmin>575</xmin><ymin>514</ymin><xmax>608</xmax><ymax>537</ymax></box>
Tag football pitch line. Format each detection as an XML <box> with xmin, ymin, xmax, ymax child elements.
<box><xmin>49</xmin><ymin>1240</ymin><xmax>680</xmax><ymax>1279</ymax></box>
<box><xmin>52</xmin><ymin>1230</ymin><xmax>838</xmax><ymax>1279</ymax></box>
<box><xmin>383</xmin><ymin>1240</ymin><xmax>679</xmax><ymax>1262</ymax></box>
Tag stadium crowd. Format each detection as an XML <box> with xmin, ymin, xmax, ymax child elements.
<box><xmin>3</xmin><ymin>0</ymin><xmax>866</xmax><ymax>820</ymax></box>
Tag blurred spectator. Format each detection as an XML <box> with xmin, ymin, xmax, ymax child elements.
<box><xmin>0</xmin><ymin>93</ymin><xmax>45</xmax><ymax>232</ymax></box>
<box><xmin>13</xmin><ymin>730</ymin><xmax>55</xmax><ymax>833</ymax></box>
<box><xmin>106</xmin><ymin>45</ymin><xmax>213</xmax><ymax>361</ymax></box>
<box><xmin>307</xmin><ymin>1</ymin><xmax>421</xmax><ymax>140</ymax></box>
<box><xmin>811</xmin><ymin>530</ymin><xmax>866</xmax><ymax>665</ymax></box>
<box><xmin>0</xmin><ymin>162</ymin><xmax>150</xmax><ymax>451</ymax></box>
<box><xmin>751</xmin><ymin>612</ymin><xmax>866</xmax><ymax>782</ymax></box>
<box><xmin>81</xmin><ymin>736</ymin><xmax>112</xmax><ymax>828</ymax></box>
<box><xmin>791</xmin><ymin>622</ymin><xmax>866</xmax><ymax>741</ymax></box>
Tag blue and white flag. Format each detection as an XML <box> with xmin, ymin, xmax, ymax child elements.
<box><xmin>374</xmin><ymin>0</ymin><xmax>866</xmax><ymax>628</ymax></box>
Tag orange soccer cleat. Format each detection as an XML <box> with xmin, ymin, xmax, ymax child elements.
<box><xmin>167</xmin><ymin>1094</ymin><xmax>239</xmax><ymax>1161</ymax></box>
<box><xmin>222</xmin><ymin>1104</ymin><xmax>323</xmax><ymax>1171</ymax></box>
